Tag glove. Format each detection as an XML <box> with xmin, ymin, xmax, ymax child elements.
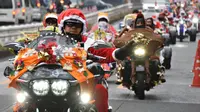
<box><xmin>114</xmin><ymin>40</ymin><xmax>138</xmax><ymax>60</ymax></box>
<box><xmin>87</xmin><ymin>53</ymin><xmax>100</xmax><ymax>62</ymax></box>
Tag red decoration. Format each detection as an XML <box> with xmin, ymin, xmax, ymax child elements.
<box><xmin>38</xmin><ymin>42</ymin><xmax>58</xmax><ymax>64</ymax></box>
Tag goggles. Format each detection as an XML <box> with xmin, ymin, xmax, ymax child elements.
<box><xmin>65</xmin><ymin>22</ymin><xmax>83</xmax><ymax>28</ymax></box>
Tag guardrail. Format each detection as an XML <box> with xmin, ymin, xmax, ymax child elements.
<box><xmin>0</xmin><ymin>3</ymin><xmax>132</xmax><ymax>45</ymax></box>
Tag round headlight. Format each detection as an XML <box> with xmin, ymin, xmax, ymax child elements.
<box><xmin>32</xmin><ymin>80</ymin><xmax>49</xmax><ymax>96</ymax></box>
<box><xmin>16</xmin><ymin>92</ymin><xmax>28</xmax><ymax>103</ymax></box>
<box><xmin>81</xmin><ymin>93</ymin><xmax>91</xmax><ymax>104</ymax></box>
<box><xmin>180</xmin><ymin>20</ymin><xmax>184</xmax><ymax>24</ymax></box>
<box><xmin>134</xmin><ymin>47</ymin><xmax>145</xmax><ymax>57</ymax></box>
<box><xmin>51</xmin><ymin>80</ymin><xmax>69</xmax><ymax>96</ymax></box>
<box><xmin>181</xmin><ymin>4</ymin><xmax>184</xmax><ymax>7</ymax></box>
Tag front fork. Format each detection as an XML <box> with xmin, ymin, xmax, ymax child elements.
<box><xmin>130</xmin><ymin>60</ymin><xmax>150</xmax><ymax>84</ymax></box>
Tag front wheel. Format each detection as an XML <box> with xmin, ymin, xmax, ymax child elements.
<box><xmin>135</xmin><ymin>72</ymin><xmax>145</xmax><ymax>100</ymax></box>
<box><xmin>180</xmin><ymin>36</ymin><xmax>183</xmax><ymax>42</ymax></box>
<box><xmin>162</xmin><ymin>58</ymin><xmax>171</xmax><ymax>69</ymax></box>
<box><xmin>190</xmin><ymin>32</ymin><xmax>197</xmax><ymax>42</ymax></box>
<box><xmin>70</xmin><ymin>104</ymin><xmax>98</xmax><ymax>112</ymax></box>
<box><xmin>169</xmin><ymin>32</ymin><xmax>176</xmax><ymax>45</ymax></box>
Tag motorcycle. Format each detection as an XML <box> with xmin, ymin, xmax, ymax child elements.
<box><xmin>113</xmin><ymin>29</ymin><xmax>166</xmax><ymax>100</ymax></box>
<box><xmin>155</xmin><ymin>22</ymin><xmax>172</xmax><ymax>69</ymax></box>
<box><xmin>86</xmin><ymin>30</ymin><xmax>118</xmax><ymax>81</ymax></box>
<box><xmin>3</xmin><ymin>33</ymin><xmax>105</xmax><ymax>112</ymax></box>
<box><xmin>169</xmin><ymin>16</ymin><xmax>197</xmax><ymax>42</ymax></box>
<box><xmin>175</xmin><ymin>18</ymin><xmax>188</xmax><ymax>42</ymax></box>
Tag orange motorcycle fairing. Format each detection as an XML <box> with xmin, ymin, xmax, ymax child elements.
<box><xmin>8</xmin><ymin>47</ymin><xmax>96</xmax><ymax>103</ymax></box>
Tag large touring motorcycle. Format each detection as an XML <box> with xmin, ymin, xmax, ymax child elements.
<box><xmin>3</xmin><ymin>33</ymin><xmax>106</xmax><ymax>112</ymax></box>
<box><xmin>113</xmin><ymin>29</ymin><xmax>166</xmax><ymax>100</ymax></box>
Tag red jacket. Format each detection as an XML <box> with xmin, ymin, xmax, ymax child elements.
<box><xmin>82</xmin><ymin>36</ymin><xmax>116</xmax><ymax>63</ymax></box>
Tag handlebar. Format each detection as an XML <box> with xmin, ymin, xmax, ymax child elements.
<box><xmin>87</xmin><ymin>53</ymin><xmax>106</xmax><ymax>61</ymax></box>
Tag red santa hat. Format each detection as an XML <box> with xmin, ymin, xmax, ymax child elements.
<box><xmin>58</xmin><ymin>9</ymin><xmax>87</xmax><ymax>34</ymax></box>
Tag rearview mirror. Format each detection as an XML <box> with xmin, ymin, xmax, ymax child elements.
<box><xmin>4</xmin><ymin>66</ymin><xmax>13</xmax><ymax>77</ymax></box>
<box><xmin>4</xmin><ymin>42</ymin><xmax>25</xmax><ymax>55</ymax></box>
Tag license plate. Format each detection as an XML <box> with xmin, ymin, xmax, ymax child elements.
<box><xmin>136</xmin><ymin>65</ymin><xmax>145</xmax><ymax>71</ymax></box>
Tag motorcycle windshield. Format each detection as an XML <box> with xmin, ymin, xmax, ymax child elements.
<box><xmin>20</xmin><ymin>66</ymin><xmax>76</xmax><ymax>81</ymax></box>
<box><xmin>27</xmin><ymin>33</ymin><xmax>75</xmax><ymax>49</ymax></box>
<box><xmin>19</xmin><ymin>33</ymin><xmax>79</xmax><ymax>81</ymax></box>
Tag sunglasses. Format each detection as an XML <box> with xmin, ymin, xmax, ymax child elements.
<box><xmin>65</xmin><ymin>22</ymin><xmax>83</xmax><ymax>28</ymax></box>
<box><xmin>46</xmin><ymin>19</ymin><xmax>58</xmax><ymax>26</ymax></box>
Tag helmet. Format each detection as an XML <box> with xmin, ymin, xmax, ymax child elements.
<box><xmin>97</xmin><ymin>12</ymin><xmax>109</xmax><ymax>23</ymax></box>
<box><xmin>123</xmin><ymin>14</ymin><xmax>137</xmax><ymax>28</ymax></box>
<box><xmin>43</xmin><ymin>13</ymin><xmax>58</xmax><ymax>27</ymax></box>
<box><xmin>58</xmin><ymin>8</ymin><xmax>87</xmax><ymax>34</ymax></box>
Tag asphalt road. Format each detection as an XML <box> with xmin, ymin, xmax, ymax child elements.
<box><xmin>1</xmin><ymin>21</ymin><xmax>200</xmax><ymax>112</ymax></box>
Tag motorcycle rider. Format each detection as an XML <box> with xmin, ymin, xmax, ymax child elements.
<box><xmin>57</xmin><ymin>8</ymin><xmax>139</xmax><ymax>112</ymax></box>
<box><xmin>42</xmin><ymin>13</ymin><xmax>59</xmax><ymax>33</ymax></box>
<box><xmin>89</xmin><ymin>12</ymin><xmax>117</xmax><ymax>37</ymax></box>
<box><xmin>117</xmin><ymin>13</ymin><xmax>137</xmax><ymax>38</ymax></box>
<box><xmin>16</xmin><ymin>13</ymin><xmax>59</xmax><ymax>45</ymax></box>
<box><xmin>122</xmin><ymin>13</ymin><xmax>166</xmax><ymax>88</ymax></box>
<box><xmin>121</xmin><ymin>13</ymin><xmax>147</xmax><ymax>88</ymax></box>
<box><xmin>146</xmin><ymin>17</ymin><xmax>155</xmax><ymax>30</ymax></box>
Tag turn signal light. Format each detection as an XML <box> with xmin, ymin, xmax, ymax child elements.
<box><xmin>22</xmin><ymin>8</ymin><xmax>26</xmax><ymax>16</ymax></box>
<box><xmin>60</xmin><ymin>0</ymin><xmax>64</xmax><ymax>4</ymax></box>
<box><xmin>12</xmin><ymin>10</ymin><xmax>16</xmax><ymax>18</ymax></box>
<box><xmin>37</xmin><ymin>3</ymin><xmax>41</xmax><ymax>7</ymax></box>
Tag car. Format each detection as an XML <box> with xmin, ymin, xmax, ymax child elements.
<box><xmin>0</xmin><ymin>0</ymin><xmax>33</xmax><ymax>24</ymax></box>
<box><xmin>142</xmin><ymin>0</ymin><xmax>170</xmax><ymax>10</ymax></box>
<box><xmin>31</xmin><ymin>0</ymin><xmax>47</xmax><ymax>21</ymax></box>
<box><xmin>80</xmin><ymin>0</ymin><xmax>113</xmax><ymax>11</ymax></box>
<box><xmin>142</xmin><ymin>8</ymin><xmax>160</xmax><ymax>18</ymax></box>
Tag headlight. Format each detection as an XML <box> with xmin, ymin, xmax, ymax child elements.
<box><xmin>32</xmin><ymin>80</ymin><xmax>50</xmax><ymax>96</ymax></box>
<box><xmin>189</xmin><ymin>15</ymin><xmax>192</xmax><ymax>18</ymax></box>
<box><xmin>192</xmin><ymin>18</ymin><xmax>198</xmax><ymax>23</ymax></box>
<box><xmin>181</xmin><ymin>4</ymin><xmax>184</xmax><ymax>7</ymax></box>
<box><xmin>134</xmin><ymin>47</ymin><xmax>146</xmax><ymax>57</ymax></box>
<box><xmin>16</xmin><ymin>92</ymin><xmax>28</xmax><ymax>103</ymax></box>
<box><xmin>81</xmin><ymin>93</ymin><xmax>91</xmax><ymax>104</ymax></box>
<box><xmin>180</xmin><ymin>20</ymin><xmax>184</xmax><ymax>24</ymax></box>
<box><xmin>51</xmin><ymin>80</ymin><xmax>69</xmax><ymax>96</ymax></box>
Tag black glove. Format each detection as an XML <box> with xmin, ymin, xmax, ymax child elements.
<box><xmin>114</xmin><ymin>40</ymin><xmax>138</xmax><ymax>60</ymax></box>
<box><xmin>87</xmin><ymin>53</ymin><xmax>100</xmax><ymax>62</ymax></box>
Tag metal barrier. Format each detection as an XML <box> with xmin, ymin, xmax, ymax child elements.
<box><xmin>0</xmin><ymin>3</ymin><xmax>132</xmax><ymax>45</ymax></box>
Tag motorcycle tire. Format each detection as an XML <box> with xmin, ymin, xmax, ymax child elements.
<box><xmin>70</xmin><ymin>104</ymin><xmax>98</xmax><ymax>112</ymax></box>
<box><xmin>190</xmin><ymin>33</ymin><xmax>196</xmax><ymax>42</ymax></box>
<box><xmin>163</xmin><ymin>58</ymin><xmax>171</xmax><ymax>70</ymax></box>
<box><xmin>169</xmin><ymin>33</ymin><xmax>176</xmax><ymax>45</ymax></box>
<box><xmin>135</xmin><ymin>72</ymin><xmax>145</xmax><ymax>100</ymax></box>
<box><xmin>180</xmin><ymin>37</ymin><xmax>183</xmax><ymax>42</ymax></box>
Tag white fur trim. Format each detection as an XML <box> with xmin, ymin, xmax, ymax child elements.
<box><xmin>112</xmin><ymin>48</ymin><xmax>119</xmax><ymax>60</ymax></box>
<box><xmin>98</xmin><ymin>16</ymin><xmax>109</xmax><ymax>22</ymax></box>
<box><xmin>58</xmin><ymin>15</ymin><xmax>86</xmax><ymax>34</ymax></box>
<box><xmin>45</xmin><ymin>14</ymin><xmax>58</xmax><ymax>19</ymax></box>
<box><xmin>84</xmin><ymin>37</ymin><xmax>95</xmax><ymax>51</ymax></box>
